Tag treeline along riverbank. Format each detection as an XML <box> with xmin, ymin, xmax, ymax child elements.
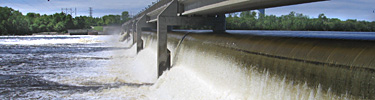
<box><xmin>0</xmin><ymin>6</ymin><xmax>130</xmax><ymax>35</ymax></box>
<box><xmin>1</xmin><ymin>6</ymin><xmax>375</xmax><ymax>35</ymax></box>
<box><xmin>226</xmin><ymin>11</ymin><xmax>375</xmax><ymax>31</ymax></box>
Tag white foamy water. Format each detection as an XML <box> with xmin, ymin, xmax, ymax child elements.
<box><xmin>0</xmin><ymin>35</ymin><xmax>109</xmax><ymax>45</ymax></box>
<box><xmin>143</xmin><ymin>45</ymin><xmax>352</xmax><ymax>100</ymax></box>
<box><xmin>2</xmin><ymin>34</ymin><xmax>352</xmax><ymax>99</ymax></box>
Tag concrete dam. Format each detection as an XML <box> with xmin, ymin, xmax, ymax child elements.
<box><xmin>137</xmin><ymin>31</ymin><xmax>375</xmax><ymax>99</ymax></box>
<box><xmin>120</xmin><ymin>0</ymin><xmax>375</xmax><ymax>99</ymax></box>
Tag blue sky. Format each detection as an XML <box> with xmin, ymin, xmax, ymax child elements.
<box><xmin>1</xmin><ymin>0</ymin><xmax>374</xmax><ymax>21</ymax></box>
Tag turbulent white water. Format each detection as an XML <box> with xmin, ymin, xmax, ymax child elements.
<box><xmin>0</xmin><ymin>35</ymin><xmax>106</xmax><ymax>45</ymax></box>
<box><xmin>0</xmin><ymin>35</ymin><xmax>351</xmax><ymax>99</ymax></box>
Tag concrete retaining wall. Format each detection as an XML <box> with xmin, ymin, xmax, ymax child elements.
<box><xmin>68</xmin><ymin>29</ymin><xmax>89</xmax><ymax>35</ymax></box>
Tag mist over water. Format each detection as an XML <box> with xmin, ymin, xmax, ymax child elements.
<box><xmin>0</xmin><ymin>34</ymin><xmax>353</xmax><ymax>99</ymax></box>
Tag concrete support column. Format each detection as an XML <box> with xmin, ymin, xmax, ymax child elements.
<box><xmin>132</xmin><ymin>22</ymin><xmax>137</xmax><ymax>44</ymax></box>
<box><xmin>126</xmin><ymin>25</ymin><xmax>130</xmax><ymax>35</ymax></box>
<box><xmin>136</xmin><ymin>26</ymin><xmax>144</xmax><ymax>53</ymax></box>
<box><xmin>157</xmin><ymin>17</ymin><xmax>171</xmax><ymax>77</ymax></box>
<box><xmin>136</xmin><ymin>17</ymin><xmax>145</xmax><ymax>53</ymax></box>
<box><xmin>121</xmin><ymin>24</ymin><xmax>125</xmax><ymax>35</ymax></box>
<box><xmin>127</xmin><ymin>24</ymin><xmax>132</xmax><ymax>35</ymax></box>
<box><xmin>213</xmin><ymin>14</ymin><xmax>226</xmax><ymax>33</ymax></box>
<box><xmin>153</xmin><ymin>0</ymin><xmax>177</xmax><ymax>78</ymax></box>
<box><xmin>136</xmin><ymin>15</ymin><xmax>156</xmax><ymax>53</ymax></box>
<box><xmin>120</xmin><ymin>22</ymin><xmax>132</xmax><ymax>42</ymax></box>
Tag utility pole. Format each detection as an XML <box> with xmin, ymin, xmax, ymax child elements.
<box><xmin>75</xmin><ymin>8</ymin><xmax>77</xmax><ymax>17</ymax></box>
<box><xmin>89</xmin><ymin>7</ymin><xmax>93</xmax><ymax>17</ymax></box>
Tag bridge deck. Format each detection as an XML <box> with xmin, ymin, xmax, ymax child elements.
<box><xmin>181</xmin><ymin>0</ymin><xmax>326</xmax><ymax>15</ymax></box>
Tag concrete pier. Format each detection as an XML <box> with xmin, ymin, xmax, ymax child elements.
<box><xmin>213</xmin><ymin>14</ymin><xmax>226</xmax><ymax>33</ymax></box>
<box><xmin>156</xmin><ymin>0</ymin><xmax>178</xmax><ymax>77</ymax></box>
<box><xmin>131</xmin><ymin>0</ymin><xmax>230</xmax><ymax>77</ymax></box>
<box><xmin>136</xmin><ymin>15</ymin><xmax>155</xmax><ymax>53</ymax></box>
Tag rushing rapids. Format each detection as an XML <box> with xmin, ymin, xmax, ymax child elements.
<box><xmin>0</xmin><ymin>30</ymin><xmax>374</xmax><ymax>99</ymax></box>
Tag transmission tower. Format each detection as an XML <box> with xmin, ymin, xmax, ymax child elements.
<box><xmin>89</xmin><ymin>7</ymin><xmax>93</xmax><ymax>17</ymax></box>
<box><xmin>61</xmin><ymin>7</ymin><xmax>77</xmax><ymax>17</ymax></box>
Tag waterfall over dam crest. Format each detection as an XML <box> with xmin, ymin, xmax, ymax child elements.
<box><xmin>140</xmin><ymin>31</ymin><xmax>375</xmax><ymax>99</ymax></box>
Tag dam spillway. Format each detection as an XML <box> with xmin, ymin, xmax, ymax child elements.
<box><xmin>1</xmin><ymin>32</ymin><xmax>374</xmax><ymax>99</ymax></box>
<box><xmin>140</xmin><ymin>30</ymin><xmax>375</xmax><ymax>99</ymax></box>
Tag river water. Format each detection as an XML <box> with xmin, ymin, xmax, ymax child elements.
<box><xmin>0</xmin><ymin>30</ymin><xmax>374</xmax><ymax>99</ymax></box>
<box><xmin>0</xmin><ymin>35</ymin><xmax>146</xmax><ymax>99</ymax></box>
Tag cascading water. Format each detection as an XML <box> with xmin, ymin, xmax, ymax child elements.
<box><xmin>1</xmin><ymin>30</ymin><xmax>374</xmax><ymax>99</ymax></box>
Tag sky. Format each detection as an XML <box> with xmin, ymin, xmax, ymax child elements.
<box><xmin>0</xmin><ymin>0</ymin><xmax>374</xmax><ymax>21</ymax></box>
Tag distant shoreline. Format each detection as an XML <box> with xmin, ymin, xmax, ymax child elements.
<box><xmin>2</xmin><ymin>30</ymin><xmax>375</xmax><ymax>36</ymax></box>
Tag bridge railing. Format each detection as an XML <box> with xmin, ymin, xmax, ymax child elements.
<box><xmin>134</xmin><ymin>0</ymin><xmax>172</xmax><ymax>19</ymax></box>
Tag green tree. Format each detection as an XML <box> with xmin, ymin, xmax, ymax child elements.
<box><xmin>102</xmin><ymin>15</ymin><xmax>121</xmax><ymax>25</ymax></box>
<box><xmin>3</xmin><ymin>6</ymin><xmax>375</xmax><ymax>35</ymax></box>
<box><xmin>224</xmin><ymin>10</ymin><xmax>375</xmax><ymax>32</ymax></box>
<box><xmin>121</xmin><ymin>11</ymin><xmax>130</xmax><ymax>22</ymax></box>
